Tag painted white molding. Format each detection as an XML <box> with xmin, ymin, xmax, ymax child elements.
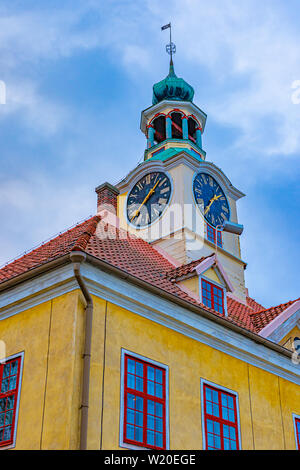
<box><xmin>200</xmin><ymin>378</ymin><xmax>242</xmax><ymax>450</ymax></box>
<box><xmin>0</xmin><ymin>262</ymin><xmax>299</xmax><ymax>385</ymax></box>
<box><xmin>81</xmin><ymin>264</ymin><xmax>300</xmax><ymax>385</ymax></box>
<box><xmin>259</xmin><ymin>301</ymin><xmax>300</xmax><ymax>341</ymax></box>
<box><xmin>116</xmin><ymin>154</ymin><xmax>244</xmax><ymax>202</ymax></box>
<box><xmin>195</xmin><ymin>254</ymin><xmax>234</xmax><ymax>293</ymax></box>
<box><xmin>119</xmin><ymin>348</ymin><xmax>170</xmax><ymax>450</ymax></box>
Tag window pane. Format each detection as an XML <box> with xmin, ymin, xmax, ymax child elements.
<box><xmin>135</xmin><ymin>411</ymin><xmax>143</xmax><ymax>427</ymax></box>
<box><xmin>1</xmin><ymin>379</ymin><xmax>9</xmax><ymax>393</ymax></box>
<box><xmin>0</xmin><ymin>399</ymin><xmax>5</xmax><ymax>412</ymax></box>
<box><xmin>136</xmin><ymin>396</ymin><xmax>143</xmax><ymax>412</ymax></box>
<box><xmin>207</xmin><ymin>433</ymin><xmax>214</xmax><ymax>448</ymax></box>
<box><xmin>147</xmin><ymin>381</ymin><xmax>155</xmax><ymax>396</ymax></box>
<box><xmin>156</xmin><ymin>403</ymin><xmax>163</xmax><ymax>417</ymax></box>
<box><xmin>156</xmin><ymin>432</ymin><xmax>163</xmax><ymax>448</ymax></box>
<box><xmin>11</xmin><ymin>361</ymin><xmax>18</xmax><ymax>375</ymax></box>
<box><xmin>207</xmin><ymin>419</ymin><xmax>214</xmax><ymax>433</ymax></box>
<box><xmin>206</xmin><ymin>402</ymin><xmax>213</xmax><ymax>415</ymax></box>
<box><xmin>228</xmin><ymin>409</ymin><xmax>235</xmax><ymax>422</ymax></box>
<box><xmin>6</xmin><ymin>396</ymin><xmax>14</xmax><ymax>410</ymax></box>
<box><xmin>127</xmin><ymin>373</ymin><xmax>135</xmax><ymax>390</ymax></box>
<box><xmin>126</xmin><ymin>424</ymin><xmax>134</xmax><ymax>440</ymax></box>
<box><xmin>135</xmin><ymin>426</ymin><xmax>143</xmax><ymax>442</ymax></box>
<box><xmin>127</xmin><ymin>409</ymin><xmax>135</xmax><ymax>424</ymax></box>
<box><xmin>136</xmin><ymin>377</ymin><xmax>143</xmax><ymax>392</ymax></box>
<box><xmin>147</xmin><ymin>415</ymin><xmax>155</xmax><ymax>430</ymax></box>
<box><xmin>213</xmin><ymin>422</ymin><xmax>220</xmax><ymax>435</ymax></box>
<box><xmin>212</xmin><ymin>404</ymin><xmax>219</xmax><ymax>417</ymax></box>
<box><xmin>147</xmin><ymin>366</ymin><xmax>155</xmax><ymax>381</ymax></box>
<box><xmin>222</xmin><ymin>407</ymin><xmax>229</xmax><ymax>420</ymax></box>
<box><xmin>224</xmin><ymin>438</ymin><xmax>230</xmax><ymax>450</ymax></box>
<box><xmin>231</xmin><ymin>439</ymin><xmax>237</xmax><ymax>450</ymax></box>
<box><xmin>0</xmin><ymin>413</ymin><xmax>4</xmax><ymax>426</ymax></box>
<box><xmin>127</xmin><ymin>393</ymin><xmax>135</xmax><ymax>409</ymax></box>
<box><xmin>227</xmin><ymin>396</ymin><xmax>234</xmax><ymax>409</ymax></box>
<box><xmin>147</xmin><ymin>430</ymin><xmax>155</xmax><ymax>446</ymax></box>
<box><xmin>147</xmin><ymin>400</ymin><xmax>155</xmax><ymax>415</ymax></box>
<box><xmin>3</xmin><ymin>426</ymin><xmax>11</xmax><ymax>441</ymax></box>
<box><xmin>3</xmin><ymin>364</ymin><xmax>10</xmax><ymax>378</ymax></box>
<box><xmin>155</xmin><ymin>384</ymin><xmax>163</xmax><ymax>399</ymax></box>
<box><xmin>9</xmin><ymin>376</ymin><xmax>17</xmax><ymax>391</ymax></box>
<box><xmin>206</xmin><ymin>388</ymin><xmax>212</xmax><ymax>401</ymax></box>
<box><xmin>155</xmin><ymin>417</ymin><xmax>163</xmax><ymax>432</ymax></box>
<box><xmin>5</xmin><ymin>410</ymin><xmax>13</xmax><ymax>425</ymax></box>
<box><xmin>214</xmin><ymin>435</ymin><xmax>221</xmax><ymax>449</ymax></box>
<box><xmin>155</xmin><ymin>369</ymin><xmax>163</xmax><ymax>384</ymax></box>
<box><xmin>127</xmin><ymin>359</ymin><xmax>135</xmax><ymax>374</ymax></box>
<box><xmin>136</xmin><ymin>362</ymin><xmax>143</xmax><ymax>377</ymax></box>
<box><xmin>212</xmin><ymin>390</ymin><xmax>219</xmax><ymax>404</ymax></box>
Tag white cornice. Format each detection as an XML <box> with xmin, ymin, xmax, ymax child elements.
<box><xmin>116</xmin><ymin>153</ymin><xmax>244</xmax><ymax>202</ymax></box>
<box><xmin>0</xmin><ymin>263</ymin><xmax>298</xmax><ymax>385</ymax></box>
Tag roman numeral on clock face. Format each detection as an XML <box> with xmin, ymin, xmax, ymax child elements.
<box><xmin>127</xmin><ymin>171</ymin><xmax>172</xmax><ymax>228</ymax></box>
<box><xmin>193</xmin><ymin>172</ymin><xmax>230</xmax><ymax>227</ymax></box>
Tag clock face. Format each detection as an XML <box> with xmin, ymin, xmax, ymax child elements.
<box><xmin>127</xmin><ymin>171</ymin><xmax>172</xmax><ymax>227</ymax></box>
<box><xmin>193</xmin><ymin>173</ymin><xmax>230</xmax><ymax>227</ymax></box>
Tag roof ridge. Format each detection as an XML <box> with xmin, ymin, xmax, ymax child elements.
<box><xmin>71</xmin><ymin>215</ymin><xmax>101</xmax><ymax>252</ymax></box>
<box><xmin>248</xmin><ymin>297</ymin><xmax>300</xmax><ymax>317</ymax></box>
<box><xmin>0</xmin><ymin>215</ymin><xmax>97</xmax><ymax>271</ymax></box>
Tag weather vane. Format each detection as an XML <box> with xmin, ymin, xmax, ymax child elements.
<box><xmin>161</xmin><ymin>22</ymin><xmax>176</xmax><ymax>64</ymax></box>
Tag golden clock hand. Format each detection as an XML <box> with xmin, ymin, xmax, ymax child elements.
<box><xmin>204</xmin><ymin>194</ymin><xmax>222</xmax><ymax>215</ymax></box>
<box><xmin>130</xmin><ymin>180</ymin><xmax>160</xmax><ymax>222</ymax></box>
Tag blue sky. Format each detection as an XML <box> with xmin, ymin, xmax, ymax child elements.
<box><xmin>0</xmin><ymin>0</ymin><xmax>299</xmax><ymax>307</ymax></box>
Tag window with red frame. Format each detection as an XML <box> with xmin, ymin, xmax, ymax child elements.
<box><xmin>203</xmin><ymin>383</ymin><xmax>240</xmax><ymax>450</ymax></box>
<box><xmin>123</xmin><ymin>354</ymin><xmax>166</xmax><ymax>449</ymax></box>
<box><xmin>206</xmin><ymin>224</ymin><xmax>222</xmax><ymax>248</ymax></box>
<box><xmin>0</xmin><ymin>356</ymin><xmax>22</xmax><ymax>447</ymax></box>
<box><xmin>295</xmin><ymin>417</ymin><xmax>300</xmax><ymax>450</ymax></box>
<box><xmin>201</xmin><ymin>279</ymin><xmax>225</xmax><ymax>315</ymax></box>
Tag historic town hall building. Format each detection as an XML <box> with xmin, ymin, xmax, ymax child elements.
<box><xmin>0</xmin><ymin>52</ymin><xmax>299</xmax><ymax>450</ymax></box>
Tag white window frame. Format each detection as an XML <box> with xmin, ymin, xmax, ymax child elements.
<box><xmin>200</xmin><ymin>378</ymin><xmax>242</xmax><ymax>450</ymax></box>
<box><xmin>293</xmin><ymin>413</ymin><xmax>300</xmax><ymax>450</ymax></box>
<box><xmin>0</xmin><ymin>351</ymin><xmax>24</xmax><ymax>450</ymax></box>
<box><xmin>119</xmin><ymin>348</ymin><xmax>170</xmax><ymax>450</ymax></box>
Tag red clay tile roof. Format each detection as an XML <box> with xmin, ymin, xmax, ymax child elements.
<box><xmin>249</xmin><ymin>298</ymin><xmax>300</xmax><ymax>331</ymax></box>
<box><xmin>0</xmin><ymin>215</ymin><xmax>298</xmax><ymax>337</ymax></box>
<box><xmin>165</xmin><ymin>255</ymin><xmax>214</xmax><ymax>280</ymax></box>
<box><xmin>0</xmin><ymin>216</ymin><xmax>100</xmax><ymax>284</ymax></box>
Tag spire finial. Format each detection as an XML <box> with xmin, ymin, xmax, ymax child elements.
<box><xmin>161</xmin><ymin>22</ymin><xmax>176</xmax><ymax>71</ymax></box>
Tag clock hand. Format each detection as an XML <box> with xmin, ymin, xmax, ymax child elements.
<box><xmin>130</xmin><ymin>180</ymin><xmax>160</xmax><ymax>222</ymax></box>
<box><xmin>204</xmin><ymin>194</ymin><xmax>222</xmax><ymax>215</ymax></box>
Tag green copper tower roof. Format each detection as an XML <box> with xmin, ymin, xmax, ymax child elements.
<box><xmin>152</xmin><ymin>61</ymin><xmax>194</xmax><ymax>105</ymax></box>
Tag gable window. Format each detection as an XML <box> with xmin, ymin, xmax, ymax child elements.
<box><xmin>206</xmin><ymin>224</ymin><xmax>222</xmax><ymax>248</ymax></box>
<box><xmin>201</xmin><ymin>380</ymin><xmax>240</xmax><ymax>450</ymax></box>
<box><xmin>0</xmin><ymin>355</ymin><xmax>23</xmax><ymax>448</ymax></box>
<box><xmin>201</xmin><ymin>279</ymin><xmax>224</xmax><ymax>315</ymax></box>
<box><xmin>120</xmin><ymin>351</ymin><xmax>168</xmax><ymax>450</ymax></box>
<box><xmin>293</xmin><ymin>415</ymin><xmax>300</xmax><ymax>450</ymax></box>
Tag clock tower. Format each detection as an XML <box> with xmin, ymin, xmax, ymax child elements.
<box><xmin>101</xmin><ymin>52</ymin><xmax>248</xmax><ymax>303</ymax></box>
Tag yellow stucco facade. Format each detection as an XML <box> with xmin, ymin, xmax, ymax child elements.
<box><xmin>1</xmin><ymin>288</ymin><xmax>299</xmax><ymax>450</ymax></box>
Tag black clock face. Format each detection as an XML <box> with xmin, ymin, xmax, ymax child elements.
<box><xmin>193</xmin><ymin>173</ymin><xmax>230</xmax><ymax>227</ymax></box>
<box><xmin>127</xmin><ymin>172</ymin><xmax>172</xmax><ymax>227</ymax></box>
